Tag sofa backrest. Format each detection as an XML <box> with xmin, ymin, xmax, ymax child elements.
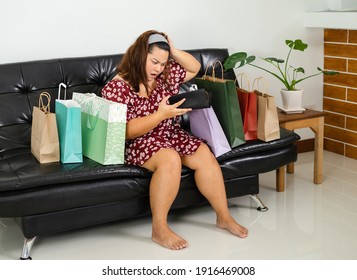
<box><xmin>0</xmin><ymin>48</ymin><xmax>236</xmax><ymax>153</ymax></box>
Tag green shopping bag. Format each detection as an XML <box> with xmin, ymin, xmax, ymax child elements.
<box><xmin>195</xmin><ymin>70</ymin><xmax>245</xmax><ymax>148</ymax></box>
<box><xmin>55</xmin><ymin>83</ymin><xmax>83</xmax><ymax>163</ymax></box>
<box><xmin>72</xmin><ymin>92</ymin><xmax>127</xmax><ymax>165</ymax></box>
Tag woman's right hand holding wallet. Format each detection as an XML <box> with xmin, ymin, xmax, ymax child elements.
<box><xmin>126</xmin><ymin>96</ymin><xmax>191</xmax><ymax>140</ymax></box>
<box><xmin>157</xmin><ymin>96</ymin><xmax>191</xmax><ymax>119</ymax></box>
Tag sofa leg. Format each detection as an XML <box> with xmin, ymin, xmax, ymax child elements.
<box><xmin>276</xmin><ymin>166</ymin><xmax>286</xmax><ymax>192</ymax></box>
<box><xmin>250</xmin><ymin>195</ymin><xmax>268</xmax><ymax>212</ymax></box>
<box><xmin>19</xmin><ymin>237</ymin><xmax>37</xmax><ymax>260</ymax></box>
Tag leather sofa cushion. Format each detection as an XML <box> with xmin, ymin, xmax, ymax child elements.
<box><xmin>0</xmin><ymin>127</ymin><xmax>298</xmax><ymax>192</ymax></box>
<box><xmin>217</xmin><ymin>128</ymin><xmax>299</xmax><ymax>162</ymax></box>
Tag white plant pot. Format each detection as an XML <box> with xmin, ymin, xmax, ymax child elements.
<box><xmin>280</xmin><ymin>89</ymin><xmax>304</xmax><ymax>110</ymax></box>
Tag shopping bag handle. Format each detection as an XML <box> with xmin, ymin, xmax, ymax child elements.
<box><xmin>202</xmin><ymin>60</ymin><xmax>224</xmax><ymax>81</ymax></box>
<box><xmin>58</xmin><ymin>83</ymin><xmax>67</xmax><ymax>100</ymax></box>
<box><xmin>235</xmin><ymin>73</ymin><xmax>251</xmax><ymax>91</ymax></box>
<box><xmin>252</xmin><ymin>77</ymin><xmax>269</xmax><ymax>96</ymax></box>
<box><xmin>39</xmin><ymin>92</ymin><xmax>51</xmax><ymax>114</ymax></box>
<box><xmin>212</xmin><ymin>60</ymin><xmax>224</xmax><ymax>81</ymax></box>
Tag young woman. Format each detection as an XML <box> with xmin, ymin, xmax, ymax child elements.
<box><xmin>102</xmin><ymin>30</ymin><xmax>248</xmax><ymax>250</ymax></box>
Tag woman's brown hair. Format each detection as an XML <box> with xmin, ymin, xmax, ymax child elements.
<box><xmin>117</xmin><ymin>30</ymin><xmax>170</xmax><ymax>94</ymax></box>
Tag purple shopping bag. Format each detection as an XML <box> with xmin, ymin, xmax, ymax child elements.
<box><xmin>190</xmin><ymin>107</ymin><xmax>231</xmax><ymax>157</ymax></box>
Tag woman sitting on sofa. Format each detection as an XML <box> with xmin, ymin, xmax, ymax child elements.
<box><xmin>101</xmin><ymin>30</ymin><xmax>248</xmax><ymax>250</ymax></box>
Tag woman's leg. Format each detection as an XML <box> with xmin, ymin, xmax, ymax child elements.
<box><xmin>181</xmin><ymin>143</ymin><xmax>248</xmax><ymax>238</ymax></box>
<box><xmin>142</xmin><ymin>148</ymin><xmax>188</xmax><ymax>250</ymax></box>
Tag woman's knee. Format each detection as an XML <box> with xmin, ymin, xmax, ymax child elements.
<box><xmin>183</xmin><ymin>143</ymin><xmax>219</xmax><ymax>169</ymax></box>
<box><xmin>143</xmin><ymin>148</ymin><xmax>182</xmax><ymax>173</ymax></box>
<box><xmin>160</xmin><ymin>149</ymin><xmax>182</xmax><ymax>171</ymax></box>
<box><xmin>200</xmin><ymin>144</ymin><xmax>219</xmax><ymax>165</ymax></box>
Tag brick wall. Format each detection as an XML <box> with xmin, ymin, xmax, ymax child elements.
<box><xmin>323</xmin><ymin>29</ymin><xmax>357</xmax><ymax>160</ymax></box>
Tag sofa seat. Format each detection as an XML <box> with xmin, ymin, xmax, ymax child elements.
<box><xmin>0</xmin><ymin>127</ymin><xmax>298</xmax><ymax>218</ymax></box>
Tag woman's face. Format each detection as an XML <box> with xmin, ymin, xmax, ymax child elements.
<box><xmin>146</xmin><ymin>45</ymin><xmax>169</xmax><ymax>82</ymax></box>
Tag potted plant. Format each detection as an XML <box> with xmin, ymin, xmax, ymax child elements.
<box><xmin>223</xmin><ymin>39</ymin><xmax>338</xmax><ymax>112</ymax></box>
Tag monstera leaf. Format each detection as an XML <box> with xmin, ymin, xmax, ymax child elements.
<box><xmin>224</xmin><ymin>39</ymin><xmax>339</xmax><ymax>91</ymax></box>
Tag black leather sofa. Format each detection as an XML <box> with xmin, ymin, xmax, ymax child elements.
<box><xmin>0</xmin><ymin>48</ymin><xmax>300</xmax><ymax>259</ymax></box>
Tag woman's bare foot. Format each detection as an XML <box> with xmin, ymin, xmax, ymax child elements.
<box><xmin>152</xmin><ymin>226</ymin><xmax>188</xmax><ymax>250</ymax></box>
<box><xmin>216</xmin><ymin>216</ymin><xmax>248</xmax><ymax>238</ymax></box>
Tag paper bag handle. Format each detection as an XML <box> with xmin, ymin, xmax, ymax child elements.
<box><xmin>235</xmin><ymin>73</ymin><xmax>250</xmax><ymax>91</ymax></box>
<box><xmin>202</xmin><ymin>60</ymin><xmax>224</xmax><ymax>81</ymax></box>
<box><xmin>39</xmin><ymin>92</ymin><xmax>51</xmax><ymax>114</ymax></box>
<box><xmin>58</xmin><ymin>83</ymin><xmax>67</xmax><ymax>100</ymax></box>
<box><xmin>252</xmin><ymin>77</ymin><xmax>269</xmax><ymax>96</ymax></box>
<box><xmin>212</xmin><ymin>60</ymin><xmax>224</xmax><ymax>81</ymax></box>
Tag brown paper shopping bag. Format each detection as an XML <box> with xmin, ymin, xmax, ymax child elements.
<box><xmin>253</xmin><ymin>77</ymin><xmax>280</xmax><ymax>142</ymax></box>
<box><xmin>31</xmin><ymin>92</ymin><xmax>60</xmax><ymax>163</ymax></box>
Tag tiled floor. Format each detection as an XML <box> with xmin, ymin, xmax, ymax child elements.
<box><xmin>1</xmin><ymin>151</ymin><xmax>356</xmax><ymax>260</ymax></box>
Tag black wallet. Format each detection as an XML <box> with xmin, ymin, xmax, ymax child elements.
<box><xmin>168</xmin><ymin>88</ymin><xmax>212</xmax><ymax>109</ymax></box>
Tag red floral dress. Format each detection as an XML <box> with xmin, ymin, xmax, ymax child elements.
<box><xmin>101</xmin><ymin>60</ymin><xmax>203</xmax><ymax>166</ymax></box>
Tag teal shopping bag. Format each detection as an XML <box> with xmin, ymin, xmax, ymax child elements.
<box><xmin>55</xmin><ymin>83</ymin><xmax>83</xmax><ymax>163</ymax></box>
<box><xmin>72</xmin><ymin>92</ymin><xmax>127</xmax><ymax>165</ymax></box>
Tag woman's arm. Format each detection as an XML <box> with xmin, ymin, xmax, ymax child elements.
<box><xmin>125</xmin><ymin>96</ymin><xmax>191</xmax><ymax>140</ymax></box>
<box><xmin>166</xmin><ymin>36</ymin><xmax>201</xmax><ymax>82</ymax></box>
<box><xmin>126</xmin><ymin>112</ymin><xmax>163</xmax><ymax>140</ymax></box>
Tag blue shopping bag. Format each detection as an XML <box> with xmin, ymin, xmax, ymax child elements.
<box><xmin>55</xmin><ymin>83</ymin><xmax>83</xmax><ymax>163</ymax></box>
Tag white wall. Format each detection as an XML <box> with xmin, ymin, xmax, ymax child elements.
<box><xmin>1</xmin><ymin>0</ymin><xmax>324</xmax><ymax>137</ymax></box>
